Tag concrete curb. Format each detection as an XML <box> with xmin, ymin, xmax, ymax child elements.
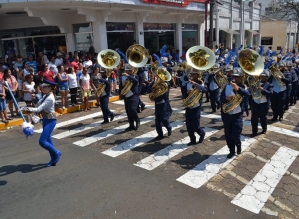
<box><xmin>0</xmin><ymin>96</ymin><xmax>120</xmax><ymax>131</ymax></box>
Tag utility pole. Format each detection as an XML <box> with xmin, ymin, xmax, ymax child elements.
<box><xmin>209</xmin><ymin>0</ymin><xmax>215</xmax><ymax>49</ymax></box>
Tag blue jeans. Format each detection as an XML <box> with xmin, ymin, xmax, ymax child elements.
<box><xmin>39</xmin><ymin>119</ymin><xmax>59</xmax><ymax>159</ymax></box>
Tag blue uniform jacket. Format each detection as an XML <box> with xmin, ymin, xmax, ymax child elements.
<box><xmin>186</xmin><ymin>81</ymin><xmax>208</xmax><ymax>106</ymax></box>
<box><xmin>220</xmin><ymin>84</ymin><xmax>250</xmax><ymax>112</ymax></box>
<box><xmin>136</xmin><ymin>69</ymin><xmax>145</xmax><ymax>94</ymax></box>
<box><xmin>206</xmin><ymin>74</ymin><xmax>219</xmax><ymax>90</ymax></box>
<box><xmin>290</xmin><ymin>68</ymin><xmax>298</xmax><ymax>82</ymax></box>
<box><xmin>126</xmin><ymin>75</ymin><xmax>139</xmax><ymax>94</ymax></box>
<box><xmin>98</xmin><ymin>77</ymin><xmax>111</xmax><ymax>98</ymax></box>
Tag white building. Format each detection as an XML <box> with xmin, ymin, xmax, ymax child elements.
<box><xmin>0</xmin><ymin>0</ymin><xmax>261</xmax><ymax>59</ymax></box>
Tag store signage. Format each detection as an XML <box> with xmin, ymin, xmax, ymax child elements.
<box><xmin>143</xmin><ymin>0</ymin><xmax>206</xmax><ymax>7</ymax></box>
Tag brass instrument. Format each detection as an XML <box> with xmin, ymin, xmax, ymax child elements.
<box><xmin>148</xmin><ymin>68</ymin><xmax>171</xmax><ymax>101</ymax></box>
<box><xmin>120</xmin><ymin>64</ymin><xmax>134</xmax><ymax>97</ymax></box>
<box><xmin>151</xmin><ymin>60</ymin><xmax>159</xmax><ymax>73</ymax></box>
<box><xmin>222</xmin><ymin>94</ymin><xmax>244</xmax><ymax>113</ymax></box>
<box><xmin>269</xmin><ymin>63</ymin><xmax>285</xmax><ymax>87</ymax></box>
<box><xmin>184</xmin><ymin>46</ymin><xmax>216</xmax><ymax>108</ymax></box>
<box><xmin>213</xmin><ymin>68</ymin><xmax>229</xmax><ymax>90</ymax></box>
<box><xmin>120</xmin><ymin>45</ymin><xmax>149</xmax><ymax>97</ymax></box>
<box><xmin>236</xmin><ymin>48</ymin><xmax>264</xmax><ymax>104</ymax></box>
<box><xmin>247</xmin><ymin>75</ymin><xmax>261</xmax><ymax>99</ymax></box>
<box><xmin>126</xmin><ymin>44</ymin><xmax>149</xmax><ymax>68</ymax></box>
<box><xmin>97</xmin><ymin>50</ymin><xmax>120</xmax><ymax>96</ymax></box>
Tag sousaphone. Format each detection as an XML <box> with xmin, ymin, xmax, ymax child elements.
<box><xmin>126</xmin><ymin>44</ymin><xmax>149</xmax><ymax>69</ymax></box>
<box><xmin>148</xmin><ymin>67</ymin><xmax>171</xmax><ymax>101</ymax></box>
<box><xmin>96</xmin><ymin>49</ymin><xmax>120</xmax><ymax>96</ymax></box>
<box><xmin>184</xmin><ymin>46</ymin><xmax>216</xmax><ymax>108</ymax></box>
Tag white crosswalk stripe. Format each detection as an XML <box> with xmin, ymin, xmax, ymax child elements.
<box><xmin>52</xmin><ymin>112</ymin><xmax>126</xmax><ymax>139</ymax></box>
<box><xmin>231</xmin><ymin>146</ymin><xmax>299</xmax><ymax>214</ymax></box>
<box><xmin>42</xmin><ymin>101</ymin><xmax>299</xmax><ymax>215</ymax></box>
<box><xmin>35</xmin><ymin>112</ymin><xmax>103</xmax><ymax>133</ymax></box>
<box><xmin>102</xmin><ymin>121</ymin><xmax>185</xmax><ymax>158</ymax></box>
<box><xmin>73</xmin><ymin>115</ymin><xmax>155</xmax><ymax>147</ymax></box>
<box><xmin>176</xmin><ymin>135</ymin><xmax>257</xmax><ymax>189</ymax></box>
<box><xmin>134</xmin><ymin>127</ymin><xmax>219</xmax><ymax>170</ymax></box>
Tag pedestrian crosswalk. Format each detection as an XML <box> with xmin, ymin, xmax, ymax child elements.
<box><xmin>36</xmin><ymin>101</ymin><xmax>299</xmax><ymax>215</ymax></box>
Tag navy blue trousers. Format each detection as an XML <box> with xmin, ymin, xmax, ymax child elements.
<box><xmin>124</xmin><ymin>94</ymin><xmax>140</xmax><ymax>127</ymax></box>
<box><xmin>100</xmin><ymin>96</ymin><xmax>114</xmax><ymax>122</ymax></box>
<box><xmin>180</xmin><ymin>85</ymin><xmax>187</xmax><ymax>98</ymax></box>
<box><xmin>290</xmin><ymin>82</ymin><xmax>298</xmax><ymax>105</ymax></box>
<box><xmin>285</xmin><ymin>85</ymin><xmax>292</xmax><ymax>107</ymax></box>
<box><xmin>271</xmin><ymin>91</ymin><xmax>286</xmax><ymax>119</ymax></box>
<box><xmin>251</xmin><ymin>101</ymin><xmax>269</xmax><ymax>134</ymax></box>
<box><xmin>185</xmin><ymin>106</ymin><xmax>205</xmax><ymax>142</ymax></box>
<box><xmin>209</xmin><ymin>88</ymin><xmax>220</xmax><ymax>111</ymax></box>
<box><xmin>223</xmin><ymin>112</ymin><xmax>243</xmax><ymax>153</ymax></box>
<box><xmin>155</xmin><ymin>102</ymin><xmax>172</xmax><ymax>136</ymax></box>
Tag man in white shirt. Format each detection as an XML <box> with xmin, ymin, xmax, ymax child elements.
<box><xmin>54</xmin><ymin>52</ymin><xmax>63</xmax><ymax>66</ymax></box>
<box><xmin>83</xmin><ymin>55</ymin><xmax>93</xmax><ymax>74</ymax></box>
<box><xmin>49</xmin><ymin>57</ymin><xmax>58</xmax><ymax>75</ymax></box>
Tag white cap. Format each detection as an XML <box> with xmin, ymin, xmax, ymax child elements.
<box><xmin>161</xmin><ymin>57</ymin><xmax>168</xmax><ymax>63</ymax></box>
<box><xmin>232</xmin><ymin>67</ymin><xmax>242</xmax><ymax>76</ymax></box>
<box><xmin>125</xmin><ymin>64</ymin><xmax>133</xmax><ymax>71</ymax></box>
<box><xmin>225</xmin><ymin>65</ymin><xmax>233</xmax><ymax>72</ymax></box>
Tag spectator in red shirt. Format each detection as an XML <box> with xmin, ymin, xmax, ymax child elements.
<box><xmin>71</xmin><ymin>56</ymin><xmax>79</xmax><ymax>73</ymax></box>
<box><xmin>38</xmin><ymin>64</ymin><xmax>56</xmax><ymax>83</ymax></box>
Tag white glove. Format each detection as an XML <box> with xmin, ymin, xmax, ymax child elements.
<box><xmin>21</xmin><ymin>106</ymin><xmax>32</xmax><ymax>112</ymax></box>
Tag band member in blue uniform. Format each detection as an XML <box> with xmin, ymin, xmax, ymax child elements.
<box><xmin>177</xmin><ymin>66</ymin><xmax>188</xmax><ymax>98</ymax></box>
<box><xmin>284</xmin><ymin>62</ymin><xmax>293</xmax><ymax>110</ymax></box>
<box><xmin>99</xmin><ymin>68</ymin><xmax>115</xmax><ymax>124</ymax></box>
<box><xmin>185</xmin><ymin>70</ymin><xmax>208</xmax><ymax>145</ymax></box>
<box><xmin>122</xmin><ymin>64</ymin><xmax>140</xmax><ymax>131</ymax></box>
<box><xmin>136</xmin><ymin>68</ymin><xmax>146</xmax><ymax>113</ymax></box>
<box><xmin>203</xmin><ymin>70</ymin><xmax>210</xmax><ymax>102</ymax></box>
<box><xmin>220</xmin><ymin>69</ymin><xmax>250</xmax><ymax>158</ymax></box>
<box><xmin>268</xmin><ymin>62</ymin><xmax>292</xmax><ymax>121</ymax></box>
<box><xmin>220</xmin><ymin>65</ymin><xmax>234</xmax><ymax>123</ymax></box>
<box><xmin>21</xmin><ymin>79</ymin><xmax>61</xmax><ymax>167</ymax></box>
<box><xmin>290</xmin><ymin>64</ymin><xmax>298</xmax><ymax>106</ymax></box>
<box><xmin>148</xmin><ymin>68</ymin><xmax>172</xmax><ymax>140</ymax></box>
<box><xmin>207</xmin><ymin>63</ymin><xmax>221</xmax><ymax>113</ymax></box>
<box><xmin>249</xmin><ymin>70</ymin><xmax>273</xmax><ymax>137</ymax></box>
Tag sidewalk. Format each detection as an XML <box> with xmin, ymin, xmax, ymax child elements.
<box><xmin>0</xmin><ymin>92</ymin><xmax>120</xmax><ymax>131</ymax></box>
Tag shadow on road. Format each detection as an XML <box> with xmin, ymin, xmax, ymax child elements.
<box><xmin>0</xmin><ymin>164</ymin><xmax>47</xmax><ymax>177</ymax></box>
<box><xmin>0</xmin><ymin>180</ymin><xmax>7</xmax><ymax>186</ymax></box>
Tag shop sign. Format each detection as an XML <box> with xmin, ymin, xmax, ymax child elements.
<box><xmin>143</xmin><ymin>0</ymin><xmax>206</xmax><ymax>7</ymax></box>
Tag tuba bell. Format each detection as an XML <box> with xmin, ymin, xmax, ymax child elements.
<box><xmin>96</xmin><ymin>49</ymin><xmax>120</xmax><ymax>97</ymax></box>
<box><xmin>238</xmin><ymin>49</ymin><xmax>264</xmax><ymax>100</ymax></box>
<box><xmin>148</xmin><ymin>67</ymin><xmax>171</xmax><ymax>101</ymax></box>
<box><xmin>183</xmin><ymin>46</ymin><xmax>216</xmax><ymax>108</ymax></box>
<box><xmin>126</xmin><ymin>44</ymin><xmax>149</xmax><ymax>69</ymax></box>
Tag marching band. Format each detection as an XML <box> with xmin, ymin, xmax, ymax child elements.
<box><xmin>20</xmin><ymin>43</ymin><xmax>299</xmax><ymax>166</ymax></box>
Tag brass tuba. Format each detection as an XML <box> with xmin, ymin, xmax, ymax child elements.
<box><xmin>269</xmin><ymin>63</ymin><xmax>285</xmax><ymax>87</ymax></box>
<box><xmin>184</xmin><ymin>46</ymin><xmax>216</xmax><ymax>108</ymax></box>
<box><xmin>97</xmin><ymin>49</ymin><xmax>120</xmax><ymax>96</ymax></box>
<box><xmin>238</xmin><ymin>49</ymin><xmax>264</xmax><ymax>100</ymax></box>
<box><xmin>148</xmin><ymin>67</ymin><xmax>171</xmax><ymax>101</ymax></box>
<box><xmin>213</xmin><ymin>68</ymin><xmax>229</xmax><ymax>90</ymax></box>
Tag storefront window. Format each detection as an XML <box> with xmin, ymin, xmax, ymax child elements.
<box><xmin>73</xmin><ymin>23</ymin><xmax>94</xmax><ymax>53</ymax></box>
<box><xmin>182</xmin><ymin>24</ymin><xmax>198</xmax><ymax>51</ymax></box>
<box><xmin>0</xmin><ymin>26</ymin><xmax>65</xmax><ymax>64</ymax></box>
<box><xmin>144</xmin><ymin>23</ymin><xmax>175</xmax><ymax>53</ymax></box>
<box><xmin>106</xmin><ymin>23</ymin><xmax>135</xmax><ymax>52</ymax></box>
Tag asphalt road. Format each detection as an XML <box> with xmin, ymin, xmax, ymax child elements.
<box><xmin>1</xmin><ymin>89</ymin><xmax>298</xmax><ymax>219</ymax></box>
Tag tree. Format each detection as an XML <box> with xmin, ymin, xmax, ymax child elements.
<box><xmin>266</xmin><ymin>0</ymin><xmax>299</xmax><ymax>47</ymax></box>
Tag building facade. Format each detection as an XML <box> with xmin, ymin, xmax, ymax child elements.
<box><xmin>0</xmin><ymin>0</ymin><xmax>261</xmax><ymax>59</ymax></box>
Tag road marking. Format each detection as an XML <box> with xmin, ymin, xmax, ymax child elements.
<box><xmin>52</xmin><ymin>112</ymin><xmax>126</xmax><ymax>139</ymax></box>
<box><xmin>231</xmin><ymin>146</ymin><xmax>299</xmax><ymax>214</ymax></box>
<box><xmin>35</xmin><ymin>112</ymin><xmax>103</xmax><ymax>133</ymax></box>
<box><xmin>73</xmin><ymin>116</ymin><xmax>155</xmax><ymax>147</ymax></box>
<box><xmin>176</xmin><ymin>135</ymin><xmax>257</xmax><ymax>189</ymax></box>
<box><xmin>134</xmin><ymin>128</ymin><xmax>219</xmax><ymax>170</ymax></box>
<box><xmin>102</xmin><ymin>121</ymin><xmax>185</xmax><ymax>158</ymax></box>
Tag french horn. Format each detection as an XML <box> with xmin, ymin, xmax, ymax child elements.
<box><xmin>183</xmin><ymin>46</ymin><xmax>216</xmax><ymax>108</ymax></box>
<box><xmin>97</xmin><ymin>49</ymin><xmax>120</xmax><ymax>96</ymax></box>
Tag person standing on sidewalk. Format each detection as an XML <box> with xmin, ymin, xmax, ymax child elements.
<box><xmin>21</xmin><ymin>79</ymin><xmax>61</xmax><ymax>167</ymax></box>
